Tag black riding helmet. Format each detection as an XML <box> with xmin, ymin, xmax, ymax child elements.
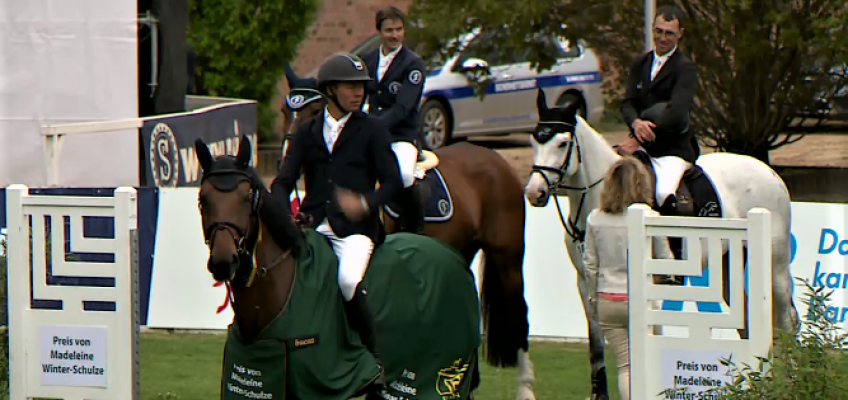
<box><xmin>316</xmin><ymin>52</ymin><xmax>371</xmax><ymax>113</ymax></box>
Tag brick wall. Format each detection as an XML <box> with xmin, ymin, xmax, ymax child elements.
<box><xmin>291</xmin><ymin>0</ymin><xmax>410</xmax><ymax>75</ymax></box>
<box><xmin>272</xmin><ymin>0</ymin><xmax>409</xmax><ymax>135</ymax></box>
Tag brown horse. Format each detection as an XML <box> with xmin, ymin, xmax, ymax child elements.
<box><xmin>280</xmin><ymin>85</ymin><xmax>538</xmax><ymax>400</ymax></box>
<box><xmin>197</xmin><ymin>135</ymin><xmax>482</xmax><ymax>400</ymax></box>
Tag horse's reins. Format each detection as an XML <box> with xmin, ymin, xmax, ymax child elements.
<box><xmin>530</xmin><ymin>121</ymin><xmax>604</xmax><ymax>243</ymax></box>
<box><xmin>200</xmin><ymin>168</ymin><xmax>291</xmax><ymax>314</ymax></box>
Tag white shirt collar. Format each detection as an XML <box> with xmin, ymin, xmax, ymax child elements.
<box><xmin>324</xmin><ymin>107</ymin><xmax>351</xmax><ymax>129</ymax></box>
<box><xmin>380</xmin><ymin>44</ymin><xmax>402</xmax><ymax>59</ymax></box>
<box><xmin>653</xmin><ymin>45</ymin><xmax>677</xmax><ymax>63</ymax></box>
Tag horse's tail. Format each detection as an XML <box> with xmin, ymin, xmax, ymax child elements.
<box><xmin>479</xmin><ymin>246</ymin><xmax>530</xmax><ymax>368</ymax></box>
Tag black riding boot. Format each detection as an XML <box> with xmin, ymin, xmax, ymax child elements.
<box><xmin>656</xmin><ymin>194</ymin><xmax>684</xmax><ymax>285</ymax></box>
<box><xmin>401</xmin><ymin>183</ymin><xmax>426</xmax><ymax>235</ymax></box>
<box><xmin>344</xmin><ymin>283</ymin><xmax>385</xmax><ymax>386</ymax></box>
<box><xmin>658</xmin><ymin>194</ymin><xmax>678</xmax><ymax>216</ymax></box>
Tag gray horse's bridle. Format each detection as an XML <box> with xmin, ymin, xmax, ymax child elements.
<box><xmin>530</xmin><ymin>121</ymin><xmax>604</xmax><ymax>243</ymax></box>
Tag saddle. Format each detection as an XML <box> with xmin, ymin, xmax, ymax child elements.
<box><xmin>630</xmin><ymin>150</ymin><xmax>723</xmax><ymax>286</ymax></box>
<box><xmin>630</xmin><ymin>151</ymin><xmax>720</xmax><ymax>218</ymax></box>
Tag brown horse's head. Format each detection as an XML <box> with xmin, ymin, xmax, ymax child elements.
<box><xmin>195</xmin><ymin>134</ymin><xmax>262</xmax><ymax>284</ymax></box>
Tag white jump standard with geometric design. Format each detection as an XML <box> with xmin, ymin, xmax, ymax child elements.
<box><xmin>627</xmin><ymin>204</ymin><xmax>773</xmax><ymax>399</ymax></box>
<box><xmin>6</xmin><ymin>185</ymin><xmax>140</xmax><ymax>400</ymax></box>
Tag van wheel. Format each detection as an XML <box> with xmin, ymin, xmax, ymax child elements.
<box><xmin>419</xmin><ymin>100</ymin><xmax>451</xmax><ymax>150</ymax></box>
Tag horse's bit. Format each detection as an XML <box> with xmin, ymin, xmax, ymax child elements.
<box><xmin>200</xmin><ymin>169</ymin><xmax>288</xmax><ymax>288</ymax></box>
<box><xmin>530</xmin><ymin>121</ymin><xmax>604</xmax><ymax>243</ymax></box>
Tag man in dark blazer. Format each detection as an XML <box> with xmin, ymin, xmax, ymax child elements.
<box><xmin>271</xmin><ymin>52</ymin><xmax>402</xmax><ymax>386</ymax></box>
<box><xmin>618</xmin><ymin>5</ymin><xmax>699</xmax><ymax>213</ymax></box>
<box><xmin>360</xmin><ymin>6</ymin><xmax>428</xmax><ymax>234</ymax></box>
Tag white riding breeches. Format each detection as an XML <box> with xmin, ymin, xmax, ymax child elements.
<box><xmin>391</xmin><ymin>141</ymin><xmax>418</xmax><ymax>188</ymax></box>
<box><xmin>650</xmin><ymin>155</ymin><xmax>691</xmax><ymax>206</ymax></box>
<box><xmin>315</xmin><ymin>219</ymin><xmax>375</xmax><ymax>301</ymax></box>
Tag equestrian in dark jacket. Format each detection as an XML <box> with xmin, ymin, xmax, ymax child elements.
<box><xmin>619</xmin><ymin>46</ymin><xmax>699</xmax><ymax>210</ymax></box>
<box><xmin>360</xmin><ymin>44</ymin><xmax>427</xmax><ymax>234</ymax></box>
<box><xmin>271</xmin><ymin>52</ymin><xmax>400</xmax><ymax>388</ymax></box>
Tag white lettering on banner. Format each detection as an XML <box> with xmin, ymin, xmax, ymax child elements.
<box><xmin>659</xmin><ymin>350</ymin><xmax>732</xmax><ymax>399</ymax></box>
<box><xmin>39</xmin><ymin>325</ymin><xmax>108</xmax><ymax>387</ymax></box>
<box><xmin>150</xmin><ymin>123</ymin><xmax>181</xmax><ymax>187</ymax></box>
<box><xmin>494</xmin><ymin>79</ymin><xmax>537</xmax><ymax>93</ymax></box>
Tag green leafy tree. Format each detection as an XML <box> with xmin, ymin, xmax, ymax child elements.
<box><xmin>188</xmin><ymin>0</ymin><xmax>321</xmax><ymax>143</ymax></box>
<box><xmin>407</xmin><ymin>0</ymin><xmax>848</xmax><ymax>164</ymax></box>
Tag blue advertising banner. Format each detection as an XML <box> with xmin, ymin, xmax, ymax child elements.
<box><xmin>140</xmin><ymin>101</ymin><xmax>258</xmax><ymax>187</ymax></box>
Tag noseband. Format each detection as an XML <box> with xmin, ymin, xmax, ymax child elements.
<box><xmin>530</xmin><ymin>121</ymin><xmax>604</xmax><ymax>243</ymax></box>
<box><xmin>200</xmin><ymin>168</ymin><xmax>288</xmax><ymax>288</ymax></box>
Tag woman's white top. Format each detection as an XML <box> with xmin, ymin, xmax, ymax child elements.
<box><xmin>582</xmin><ymin>208</ymin><xmax>675</xmax><ymax>295</ymax></box>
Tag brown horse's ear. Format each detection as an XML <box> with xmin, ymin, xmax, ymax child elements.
<box><xmin>536</xmin><ymin>89</ymin><xmax>548</xmax><ymax>115</ymax></box>
<box><xmin>235</xmin><ymin>134</ymin><xmax>252</xmax><ymax>168</ymax></box>
<box><xmin>195</xmin><ymin>138</ymin><xmax>213</xmax><ymax>172</ymax></box>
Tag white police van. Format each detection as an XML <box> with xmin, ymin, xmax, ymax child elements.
<box><xmin>348</xmin><ymin>29</ymin><xmax>606</xmax><ymax>150</ymax></box>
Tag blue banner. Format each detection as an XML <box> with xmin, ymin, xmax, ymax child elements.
<box><xmin>140</xmin><ymin>102</ymin><xmax>258</xmax><ymax>187</ymax></box>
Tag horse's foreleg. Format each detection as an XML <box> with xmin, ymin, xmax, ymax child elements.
<box><xmin>574</xmin><ymin>259</ymin><xmax>609</xmax><ymax>400</ymax></box>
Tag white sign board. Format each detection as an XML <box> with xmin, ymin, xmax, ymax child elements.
<box><xmin>659</xmin><ymin>349</ymin><xmax>733</xmax><ymax>398</ymax></box>
<box><xmin>39</xmin><ymin>325</ymin><xmax>108</xmax><ymax>387</ymax></box>
<box><xmin>627</xmin><ymin>205</ymin><xmax>773</xmax><ymax>399</ymax></box>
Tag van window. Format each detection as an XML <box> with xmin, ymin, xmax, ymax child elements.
<box><xmin>351</xmin><ymin>35</ymin><xmax>382</xmax><ymax>56</ymax></box>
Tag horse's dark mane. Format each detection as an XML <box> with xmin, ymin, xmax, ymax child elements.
<box><xmin>248</xmin><ymin>167</ymin><xmax>305</xmax><ymax>258</ymax></box>
<box><xmin>257</xmin><ymin>182</ymin><xmax>304</xmax><ymax>258</ymax></box>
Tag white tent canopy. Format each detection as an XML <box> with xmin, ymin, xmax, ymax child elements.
<box><xmin>0</xmin><ymin>1</ymin><xmax>139</xmax><ymax>188</ymax></box>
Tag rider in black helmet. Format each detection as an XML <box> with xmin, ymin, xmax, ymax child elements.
<box><xmin>272</xmin><ymin>52</ymin><xmax>402</xmax><ymax>387</ymax></box>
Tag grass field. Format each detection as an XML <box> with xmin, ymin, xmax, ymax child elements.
<box><xmin>140</xmin><ymin>332</ymin><xmax>620</xmax><ymax>400</ymax></box>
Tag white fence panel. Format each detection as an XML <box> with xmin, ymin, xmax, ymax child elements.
<box><xmin>627</xmin><ymin>204</ymin><xmax>773</xmax><ymax>399</ymax></box>
<box><xmin>6</xmin><ymin>184</ymin><xmax>140</xmax><ymax>400</ymax></box>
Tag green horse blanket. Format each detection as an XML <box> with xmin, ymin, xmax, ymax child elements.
<box><xmin>221</xmin><ymin>230</ymin><xmax>481</xmax><ymax>400</ymax></box>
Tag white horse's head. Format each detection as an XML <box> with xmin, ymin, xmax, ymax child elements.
<box><xmin>524</xmin><ymin>89</ymin><xmax>585</xmax><ymax>207</ymax></box>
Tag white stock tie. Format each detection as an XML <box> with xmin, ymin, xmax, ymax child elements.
<box><xmin>327</xmin><ymin>122</ymin><xmax>340</xmax><ymax>152</ymax></box>
<box><xmin>651</xmin><ymin>58</ymin><xmax>663</xmax><ymax>81</ymax></box>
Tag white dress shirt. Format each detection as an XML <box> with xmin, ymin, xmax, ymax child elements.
<box><xmin>650</xmin><ymin>45</ymin><xmax>677</xmax><ymax>81</ymax></box>
<box><xmin>377</xmin><ymin>44</ymin><xmax>402</xmax><ymax>82</ymax></box>
<box><xmin>323</xmin><ymin>107</ymin><xmax>351</xmax><ymax>153</ymax></box>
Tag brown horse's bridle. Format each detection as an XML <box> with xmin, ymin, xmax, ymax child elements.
<box><xmin>530</xmin><ymin>121</ymin><xmax>604</xmax><ymax>243</ymax></box>
<box><xmin>199</xmin><ymin>168</ymin><xmax>289</xmax><ymax>291</ymax></box>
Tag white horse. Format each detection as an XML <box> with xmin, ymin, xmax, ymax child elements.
<box><xmin>523</xmin><ymin>89</ymin><xmax>798</xmax><ymax>400</ymax></box>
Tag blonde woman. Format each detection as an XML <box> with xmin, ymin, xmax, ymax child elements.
<box><xmin>581</xmin><ymin>156</ymin><xmax>675</xmax><ymax>400</ymax></box>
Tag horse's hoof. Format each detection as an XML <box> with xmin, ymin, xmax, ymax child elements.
<box><xmin>515</xmin><ymin>386</ymin><xmax>536</xmax><ymax>400</ymax></box>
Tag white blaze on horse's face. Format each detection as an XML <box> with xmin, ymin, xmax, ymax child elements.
<box><xmin>525</xmin><ymin>127</ymin><xmax>578</xmax><ymax>207</ymax></box>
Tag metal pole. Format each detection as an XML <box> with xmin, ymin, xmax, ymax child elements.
<box><xmin>644</xmin><ymin>0</ymin><xmax>656</xmax><ymax>52</ymax></box>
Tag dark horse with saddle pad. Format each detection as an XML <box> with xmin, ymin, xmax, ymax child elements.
<box><xmin>281</xmin><ymin>80</ymin><xmax>539</xmax><ymax>399</ymax></box>
<box><xmin>198</xmin><ymin>135</ymin><xmax>482</xmax><ymax>400</ymax></box>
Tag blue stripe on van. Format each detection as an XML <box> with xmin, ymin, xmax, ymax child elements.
<box><xmin>423</xmin><ymin>71</ymin><xmax>602</xmax><ymax>100</ymax></box>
